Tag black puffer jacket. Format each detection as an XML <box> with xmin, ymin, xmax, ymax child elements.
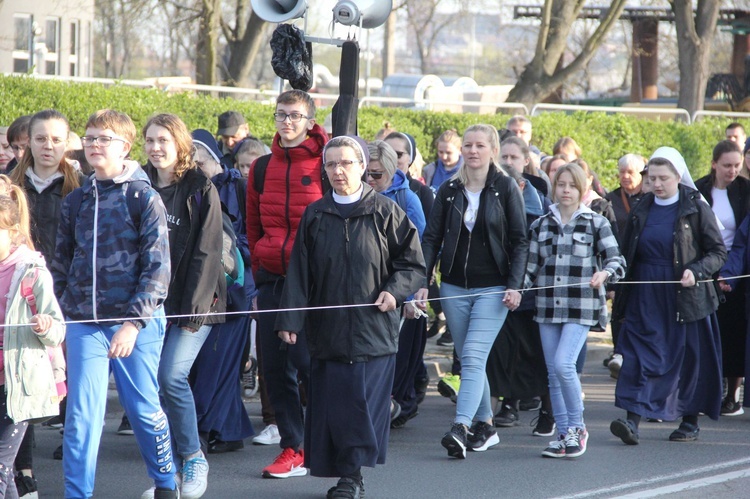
<box><xmin>421</xmin><ymin>167</ymin><xmax>529</xmax><ymax>290</ymax></box>
<box><xmin>275</xmin><ymin>185</ymin><xmax>425</xmax><ymax>363</ymax></box>
<box><xmin>144</xmin><ymin>165</ymin><xmax>226</xmax><ymax>329</ymax></box>
<box><xmin>612</xmin><ymin>185</ymin><xmax>727</xmax><ymax>325</ymax></box>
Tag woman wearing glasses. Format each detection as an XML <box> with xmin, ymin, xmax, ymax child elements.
<box><xmin>415</xmin><ymin>124</ymin><xmax>528</xmax><ymax>459</ymax></box>
<box><xmin>366</xmin><ymin>140</ymin><xmax>426</xmax><ymax>429</ymax></box>
<box><xmin>277</xmin><ymin>135</ymin><xmax>424</xmax><ymax>499</ymax></box>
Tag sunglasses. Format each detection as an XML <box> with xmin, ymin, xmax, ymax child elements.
<box><xmin>367</xmin><ymin>170</ymin><xmax>385</xmax><ymax>179</ymax></box>
<box><xmin>395</xmin><ymin>151</ymin><xmax>407</xmax><ymax>159</ymax></box>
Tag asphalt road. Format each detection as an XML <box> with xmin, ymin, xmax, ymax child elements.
<box><xmin>28</xmin><ymin>335</ymin><xmax>750</xmax><ymax>498</ymax></box>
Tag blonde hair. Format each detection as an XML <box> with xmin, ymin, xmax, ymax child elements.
<box><xmin>0</xmin><ymin>175</ymin><xmax>33</xmax><ymax>249</ymax></box>
<box><xmin>452</xmin><ymin>124</ymin><xmax>501</xmax><ymax>185</ymax></box>
<box><xmin>436</xmin><ymin>129</ymin><xmax>461</xmax><ymax>149</ymax></box>
<box><xmin>551</xmin><ymin>163</ymin><xmax>588</xmax><ymax>203</ymax></box>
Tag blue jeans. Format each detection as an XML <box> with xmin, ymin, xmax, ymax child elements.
<box><xmin>538</xmin><ymin>323</ymin><xmax>589</xmax><ymax>434</ymax></box>
<box><xmin>159</xmin><ymin>323</ymin><xmax>212</xmax><ymax>468</ymax></box>
<box><xmin>440</xmin><ymin>283</ymin><xmax>509</xmax><ymax>427</ymax></box>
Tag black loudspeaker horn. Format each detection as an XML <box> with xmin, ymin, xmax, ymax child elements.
<box><xmin>251</xmin><ymin>0</ymin><xmax>307</xmax><ymax>23</ymax></box>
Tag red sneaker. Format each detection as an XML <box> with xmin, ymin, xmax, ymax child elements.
<box><xmin>262</xmin><ymin>448</ymin><xmax>307</xmax><ymax>478</ymax></box>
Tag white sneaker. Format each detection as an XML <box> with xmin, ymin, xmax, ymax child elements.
<box><xmin>180</xmin><ymin>453</ymin><xmax>208</xmax><ymax>499</ymax></box>
<box><xmin>252</xmin><ymin>424</ymin><xmax>281</xmax><ymax>445</ymax></box>
<box><xmin>609</xmin><ymin>354</ymin><xmax>623</xmax><ymax>379</ymax></box>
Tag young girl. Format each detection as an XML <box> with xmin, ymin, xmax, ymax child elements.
<box><xmin>525</xmin><ymin>163</ymin><xmax>625</xmax><ymax>458</ymax></box>
<box><xmin>0</xmin><ymin>176</ymin><xmax>65</xmax><ymax>496</ymax></box>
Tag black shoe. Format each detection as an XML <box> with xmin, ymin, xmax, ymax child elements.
<box><xmin>414</xmin><ymin>374</ymin><xmax>429</xmax><ymax>405</ymax></box>
<box><xmin>530</xmin><ymin>409</ymin><xmax>556</xmax><ymax>437</ymax></box>
<box><xmin>669</xmin><ymin>422</ymin><xmax>699</xmax><ymax>442</ymax></box>
<box><xmin>117</xmin><ymin>415</ymin><xmax>134</xmax><ymax>435</ymax></box>
<box><xmin>519</xmin><ymin>397</ymin><xmax>542</xmax><ymax>411</ymax></box>
<box><xmin>436</xmin><ymin>330</ymin><xmax>454</xmax><ymax>347</ymax></box>
<box><xmin>153</xmin><ymin>486</ymin><xmax>180</xmax><ymax>499</ymax></box>
<box><xmin>53</xmin><ymin>444</ymin><xmax>63</xmax><ymax>460</ymax></box>
<box><xmin>441</xmin><ymin>422</ymin><xmax>468</xmax><ymax>459</ymax></box>
<box><xmin>610</xmin><ymin>418</ymin><xmax>639</xmax><ymax>445</ymax></box>
<box><xmin>42</xmin><ymin>415</ymin><xmax>64</xmax><ymax>428</ymax></box>
<box><xmin>720</xmin><ymin>397</ymin><xmax>745</xmax><ymax>416</ymax></box>
<box><xmin>427</xmin><ymin>318</ymin><xmax>446</xmax><ymax>338</ymax></box>
<box><xmin>493</xmin><ymin>404</ymin><xmax>520</xmax><ymax>428</ymax></box>
<box><xmin>15</xmin><ymin>472</ymin><xmax>38</xmax><ymax>497</ymax></box>
<box><xmin>327</xmin><ymin>476</ymin><xmax>363</xmax><ymax>499</ymax></box>
<box><xmin>391</xmin><ymin>409</ymin><xmax>419</xmax><ymax>429</ymax></box>
<box><xmin>208</xmin><ymin>439</ymin><xmax>244</xmax><ymax>454</ymax></box>
<box><xmin>467</xmin><ymin>421</ymin><xmax>499</xmax><ymax>452</ymax></box>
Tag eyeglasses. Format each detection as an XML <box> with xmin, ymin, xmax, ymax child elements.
<box><xmin>324</xmin><ymin>159</ymin><xmax>361</xmax><ymax>170</ymax></box>
<box><xmin>366</xmin><ymin>170</ymin><xmax>385</xmax><ymax>179</ymax></box>
<box><xmin>81</xmin><ymin>136</ymin><xmax>128</xmax><ymax>147</ymax></box>
<box><xmin>33</xmin><ymin>135</ymin><xmax>67</xmax><ymax>146</ymax></box>
<box><xmin>273</xmin><ymin>112</ymin><xmax>310</xmax><ymax>123</ymax></box>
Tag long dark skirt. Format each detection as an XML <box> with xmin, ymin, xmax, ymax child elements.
<box><xmin>391</xmin><ymin>316</ymin><xmax>427</xmax><ymax>417</ymax></box>
<box><xmin>718</xmin><ymin>283</ymin><xmax>747</xmax><ymax>377</ymax></box>
<box><xmin>305</xmin><ymin>355</ymin><xmax>395</xmax><ymax>477</ymax></box>
<box><xmin>486</xmin><ymin>310</ymin><xmax>548</xmax><ymax>399</ymax></box>
<box><xmin>190</xmin><ymin>316</ymin><xmax>254</xmax><ymax>441</ymax></box>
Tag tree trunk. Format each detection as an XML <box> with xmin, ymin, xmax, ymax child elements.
<box><xmin>670</xmin><ymin>0</ymin><xmax>721</xmax><ymax>116</ymax></box>
<box><xmin>224</xmin><ymin>12</ymin><xmax>266</xmax><ymax>86</ymax></box>
<box><xmin>196</xmin><ymin>0</ymin><xmax>220</xmax><ymax>85</ymax></box>
<box><xmin>382</xmin><ymin>12</ymin><xmax>396</xmax><ymax>79</ymax></box>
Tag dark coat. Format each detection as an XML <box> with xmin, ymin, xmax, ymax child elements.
<box><xmin>605</xmin><ymin>186</ymin><xmax>645</xmax><ymax>236</ymax></box>
<box><xmin>144</xmin><ymin>165</ymin><xmax>227</xmax><ymax>329</ymax></box>
<box><xmin>695</xmin><ymin>174</ymin><xmax>750</xmax><ymax>230</ymax></box>
<box><xmin>613</xmin><ymin>185</ymin><xmax>727</xmax><ymax>325</ymax></box>
<box><xmin>422</xmin><ymin>168</ymin><xmax>529</xmax><ymax>290</ymax></box>
<box><xmin>275</xmin><ymin>184</ymin><xmax>426</xmax><ymax>363</ymax></box>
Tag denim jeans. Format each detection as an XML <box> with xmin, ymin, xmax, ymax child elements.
<box><xmin>538</xmin><ymin>322</ymin><xmax>589</xmax><ymax>434</ymax></box>
<box><xmin>159</xmin><ymin>323</ymin><xmax>212</xmax><ymax>468</ymax></box>
<box><xmin>440</xmin><ymin>283</ymin><xmax>509</xmax><ymax>427</ymax></box>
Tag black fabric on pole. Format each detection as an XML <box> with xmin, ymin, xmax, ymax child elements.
<box><xmin>270</xmin><ymin>24</ymin><xmax>313</xmax><ymax>91</ymax></box>
<box><xmin>332</xmin><ymin>40</ymin><xmax>360</xmax><ymax>137</ymax></box>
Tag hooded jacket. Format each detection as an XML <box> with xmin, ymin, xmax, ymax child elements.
<box><xmin>381</xmin><ymin>169</ymin><xmax>426</xmax><ymax>239</ymax></box>
<box><xmin>51</xmin><ymin>164</ymin><xmax>171</xmax><ymax>329</ymax></box>
<box><xmin>3</xmin><ymin>246</ymin><xmax>66</xmax><ymax>423</ymax></box>
<box><xmin>246</xmin><ymin>124</ymin><xmax>328</xmax><ymax>278</ymax></box>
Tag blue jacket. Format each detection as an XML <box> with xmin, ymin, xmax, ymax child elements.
<box><xmin>382</xmin><ymin>170</ymin><xmax>426</xmax><ymax>240</ymax></box>
<box><xmin>51</xmin><ymin>163</ymin><xmax>171</xmax><ymax>329</ymax></box>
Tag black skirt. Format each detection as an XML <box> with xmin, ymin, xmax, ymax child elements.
<box><xmin>304</xmin><ymin>354</ymin><xmax>395</xmax><ymax>477</ymax></box>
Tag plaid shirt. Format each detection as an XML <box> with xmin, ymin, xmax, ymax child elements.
<box><xmin>525</xmin><ymin>204</ymin><xmax>626</xmax><ymax>327</ymax></box>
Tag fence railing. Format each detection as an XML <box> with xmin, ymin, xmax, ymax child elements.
<box><xmin>692</xmin><ymin>110</ymin><xmax>750</xmax><ymax>122</ymax></box>
<box><xmin>531</xmin><ymin>103</ymin><xmax>693</xmax><ymax>123</ymax></box>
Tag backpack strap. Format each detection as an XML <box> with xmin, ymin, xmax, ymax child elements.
<box><xmin>125</xmin><ymin>180</ymin><xmax>150</xmax><ymax>230</ymax></box>
<box><xmin>20</xmin><ymin>268</ymin><xmax>39</xmax><ymax>316</ymax></box>
<box><xmin>252</xmin><ymin>154</ymin><xmax>272</xmax><ymax>195</ymax></box>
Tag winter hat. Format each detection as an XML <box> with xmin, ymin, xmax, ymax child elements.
<box><xmin>217</xmin><ymin>111</ymin><xmax>246</xmax><ymax>136</ymax></box>
<box><xmin>389</xmin><ymin>132</ymin><xmax>417</xmax><ymax>165</ymax></box>
<box><xmin>192</xmin><ymin>129</ymin><xmax>223</xmax><ymax>164</ymax></box>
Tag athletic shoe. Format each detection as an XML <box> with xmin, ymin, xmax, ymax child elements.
<box><xmin>390</xmin><ymin>399</ymin><xmax>402</xmax><ymax>422</ymax></box>
<box><xmin>493</xmin><ymin>404</ymin><xmax>519</xmax><ymax>428</ymax></box>
<box><xmin>426</xmin><ymin>318</ymin><xmax>446</xmax><ymax>339</ymax></box>
<box><xmin>262</xmin><ymin>448</ymin><xmax>307</xmax><ymax>478</ymax></box>
<box><xmin>414</xmin><ymin>374</ymin><xmax>429</xmax><ymax>405</ymax></box>
<box><xmin>391</xmin><ymin>410</ymin><xmax>418</xmax><ymax>429</ymax></box>
<box><xmin>541</xmin><ymin>435</ymin><xmax>566</xmax><ymax>458</ymax></box>
<box><xmin>603</xmin><ymin>351</ymin><xmax>614</xmax><ymax>367</ymax></box>
<box><xmin>608</xmin><ymin>354</ymin><xmax>623</xmax><ymax>379</ymax></box>
<box><xmin>326</xmin><ymin>476</ymin><xmax>363</xmax><ymax>499</ymax></box>
<box><xmin>437</xmin><ymin>373</ymin><xmax>460</xmax><ymax>401</ymax></box>
<box><xmin>42</xmin><ymin>415</ymin><xmax>64</xmax><ymax>429</ymax></box>
<box><xmin>720</xmin><ymin>397</ymin><xmax>745</xmax><ymax>416</ymax></box>
<box><xmin>531</xmin><ymin>409</ymin><xmax>556</xmax><ymax>437</ymax></box>
<box><xmin>252</xmin><ymin>424</ymin><xmax>281</xmax><ymax>445</ymax></box>
<box><xmin>441</xmin><ymin>422</ymin><xmax>468</xmax><ymax>459</ymax></box>
<box><xmin>610</xmin><ymin>418</ymin><xmax>639</xmax><ymax>445</ymax></box>
<box><xmin>117</xmin><ymin>415</ymin><xmax>134</xmax><ymax>436</ymax></box>
<box><xmin>241</xmin><ymin>356</ymin><xmax>258</xmax><ymax>399</ymax></box>
<box><xmin>180</xmin><ymin>453</ymin><xmax>209</xmax><ymax>499</ymax></box>
<box><xmin>15</xmin><ymin>472</ymin><xmax>38</xmax><ymax>499</ymax></box>
<box><xmin>436</xmin><ymin>329</ymin><xmax>454</xmax><ymax>347</ymax></box>
<box><xmin>564</xmin><ymin>427</ymin><xmax>588</xmax><ymax>458</ymax></box>
<box><xmin>669</xmin><ymin>422</ymin><xmax>700</xmax><ymax>442</ymax></box>
<box><xmin>519</xmin><ymin>397</ymin><xmax>542</xmax><ymax>411</ymax></box>
<box><xmin>207</xmin><ymin>439</ymin><xmax>244</xmax><ymax>454</ymax></box>
<box><xmin>467</xmin><ymin>421</ymin><xmax>499</xmax><ymax>452</ymax></box>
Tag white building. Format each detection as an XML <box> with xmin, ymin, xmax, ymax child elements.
<box><xmin>0</xmin><ymin>0</ymin><xmax>94</xmax><ymax>77</ymax></box>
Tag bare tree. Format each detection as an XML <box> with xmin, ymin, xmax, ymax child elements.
<box><xmin>196</xmin><ymin>0</ymin><xmax>221</xmax><ymax>84</ymax></box>
<box><xmin>507</xmin><ymin>0</ymin><xmax>628</xmax><ymax>107</ymax></box>
<box><xmin>668</xmin><ymin>0</ymin><xmax>721</xmax><ymax>115</ymax></box>
<box><xmin>95</xmin><ymin>0</ymin><xmax>153</xmax><ymax>78</ymax></box>
<box><xmin>219</xmin><ymin>0</ymin><xmax>268</xmax><ymax>86</ymax></box>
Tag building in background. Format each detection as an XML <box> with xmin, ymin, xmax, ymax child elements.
<box><xmin>0</xmin><ymin>0</ymin><xmax>94</xmax><ymax>77</ymax></box>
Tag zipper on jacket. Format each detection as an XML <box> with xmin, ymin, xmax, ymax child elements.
<box><xmin>344</xmin><ymin>218</ymin><xmax>353</xmax><ymax>362</ymax></box>
<box><xmin>92</xmin><ymin>182</ymin><xmax>99</xmax><ymax>322</ymax></box>
<box><xmin>464</xmin><ymin>231</ymin><xmax>472</xmax><ymax>289</ymax></box>
<box><xmin>280</xmin><ymin>149</ymin><xmax>293</xmax><ymax>274</ymax></box>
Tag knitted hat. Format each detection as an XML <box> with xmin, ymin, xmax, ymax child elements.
<box><xmin>191</xmin><ymin>129</ymin><xmax>223</xmax><ymax>164</ymax></box>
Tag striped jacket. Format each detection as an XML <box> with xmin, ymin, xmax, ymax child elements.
<box><xmin>525</xmin><ymin>204</ymin><xmax>626</xmax><ymax>327</ymax></box>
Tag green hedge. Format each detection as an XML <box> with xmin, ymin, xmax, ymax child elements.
<box><xmin>0</xmin><ymin>75</ymin><xmax>741</xmax><ymax>190</ymax></box>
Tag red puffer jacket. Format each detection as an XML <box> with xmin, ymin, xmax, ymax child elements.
<box><xmin>246</xmin><ymin>124</ymin><xmax>328</xmax><ymax>276</ymax></box>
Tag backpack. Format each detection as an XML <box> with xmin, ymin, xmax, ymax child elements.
<box><xmin>67</xmin><ymin>179</ymin><xmax>150</xmax><ymax>231</ymax></box>
<box><xmin>252</xmin><ymin>153</ymin><xmax>331</xmax><ymax>195</ymax></box>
